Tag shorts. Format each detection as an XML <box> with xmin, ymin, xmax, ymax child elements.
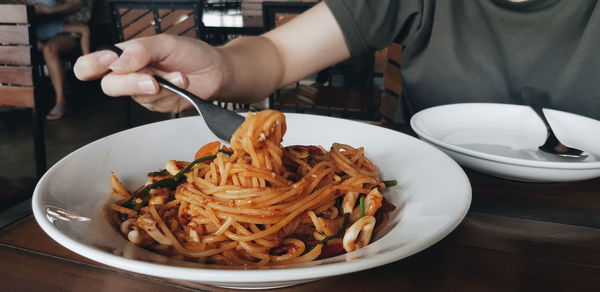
<box><xmin>37</xmin><ymin>21</ymin><xmax>64</xmax><ymax>42</ymax></box>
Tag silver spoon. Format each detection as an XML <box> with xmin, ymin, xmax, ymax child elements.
<box><xmin>98</xmin><ymin>45</ymin><xmax>244</xmax><ymax>142</ymax></box>
<box><xmin>520</xmin><ymin>87</ymin><xmax>586</xmax><ymax>158</ymax></box>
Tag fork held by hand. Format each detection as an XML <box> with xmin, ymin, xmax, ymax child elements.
<box><xmin>97</xmin><ymin>45</ymin><xmax>245</xmax><ymax>142</ymax></box>
<box><xmin>151</xmin><ymin>75</ymin><xmax>245</xmax><ymax>141</ymax></box>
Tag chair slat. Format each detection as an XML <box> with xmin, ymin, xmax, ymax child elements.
<box><xmin>0</xmin><ymin>67</ymin><xmax>33</xmax><ymax>86</ymax></box>
<box><xmin>120</xmin><ymin>9</ymin><xmax>151</xmax><ymax>27</ymax></box>
<box><xmin>0</xmin><ymin>46</ymin><xmax>31</xmax><ymax>66</ymax></box>
<box><xmin>0</xmin><ymin>86</ymin><xmax>34</xmax><ymax>108</ymax></box>
<box><xmin>118</xmin><ymin>8</ymin><xmax>130</xmax><ymax>18</ymax></box>
<box><xmin>0</xmin><ymin>4</ymin><xmax>29</xmax><ymax>24</ymax></box>
<box><xmin>0</xmin><ymin>25</ymin><xmax>30</xmax><ymax>45</ymax></box>
<box><xmin>158</xmin><ymin>9</ymin><xmax>172</xmax><ymax>17</ymax></box>
<box><xmin>387</xmin><ymin>43</ymin><xmax>403</xmax><ymax>64</ymax></box>
<box><xmin>122</xmin><ymin>12</ymin><xmax>154</xmax><ymax>40</ymax></box>
<box><xmin>130</xmin><ymin>25</ymin><xmax>155</xmax><ymax>40</ymax></box>
<box><xmin>383</xmin><ymin>61</ymin><xmax>402</xmax><ymax>96</ymax></box>
<box><xmin>163</xmin><ymin>16</ymin><xmax>195</xmax><ymax>36</ymax></box>
<box><xmin>159</xmin><ymin>9</ymin><xmax>193</xmax><ymax>30</ymax></box>
<box><xmin>180</xmin><ymin>28</ymin><xmax>196</xmax><ymax>38</ymax></box>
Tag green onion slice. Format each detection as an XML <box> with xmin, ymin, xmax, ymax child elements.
<box><xmin>383</xmin><ymin>179</ymin><xmax>397</xmax><ymax>188</ymax></box>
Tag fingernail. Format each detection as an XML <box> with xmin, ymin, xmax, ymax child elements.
<box><xmin>167</xmin><ymin>73</ymin><xmax>185</xmax><ymax>86</ymax></box>
<box><xmin>137</xmin><ymin>76</ymin><xmax>157</xmax><ymax>93</ymax></box>
<box><xmin>109</xmin><ymin>55</ymin><xmax>131</xmax><ymax>71</ymax></box>
<box><xmin>98</xmin><ymin>52</ymin><xmax>118</xmax><ymax>67</ymax></box>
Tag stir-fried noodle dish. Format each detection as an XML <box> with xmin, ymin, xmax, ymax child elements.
<box><xmin>108</xmin><ymin>110</ymin><xmax>396</xmax><ymax>266</ymax></box>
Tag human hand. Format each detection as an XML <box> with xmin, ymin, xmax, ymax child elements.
<box><xmin>74</xmin><ymin>34</ymin><xmax>228</xmax><ymax>113</ymax></box>
<box><xmin>33</xmin><ymin>3</ymin><xmax>53</xmax><ymax>15</ymax></box>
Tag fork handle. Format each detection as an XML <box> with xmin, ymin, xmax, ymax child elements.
<box><xmin>520</xmin><ymin>87</ymin><xmax>553</xmax><ymax>135</ymax></box>
<box><xmin>152</xmin><ymin>75</ymin><xmax>205</xmax><ymax>106</ymax></box>
<box><xmin>97</xmin><ymin>44</ymin><xmax>123</xmax><ymax>57</ymax></box>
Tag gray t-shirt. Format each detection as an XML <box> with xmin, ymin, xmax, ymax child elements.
<box><xmin>324</xmin><ymin>0</ymin><xmax>600</xmax><ymax>122</ymax></box>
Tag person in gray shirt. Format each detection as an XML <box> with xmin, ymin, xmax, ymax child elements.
<box><xmin>74</xmin><ymin>0</ymin><xmax>600</xmax><ymax>122</ymax></box>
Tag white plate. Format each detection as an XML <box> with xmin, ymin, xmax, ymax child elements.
<box><xmin>410</xmin><ymin>103</ymin><xmax>600</xmax><ymax>182</ymax></box>
<box><xmin>32</xmin><ymin>113</ymin><xmax>471</xmax><ymax>289</ymax></box>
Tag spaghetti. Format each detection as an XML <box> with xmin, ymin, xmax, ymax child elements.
<box><xmin>108</xmin><ymin>110</ymin><xmax>395</xmax><ymax>266</ymax></box>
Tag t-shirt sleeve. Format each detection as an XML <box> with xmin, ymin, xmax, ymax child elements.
<box><xmin>324</xmin><ymin>0</ymin><xmax>425</xmax><ymax>56</ymax></box>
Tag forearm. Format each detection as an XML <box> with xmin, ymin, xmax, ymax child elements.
<box><xmin>217</xmin><ymin>2</ymin><xmax>350</xmax><ymax>103</ymax></box>
<box><xmin>73</xmin><ymin>1</ymin><xmax>350</xmax><ymax>112</ymax></box>
<box><xmin>217</xmin><ymin>36</ymin><xmax>285</xmax><ymax>103</ymax></box>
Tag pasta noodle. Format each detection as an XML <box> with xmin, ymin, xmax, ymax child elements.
<box><xmin>108</xmin><ymin>110</ymin><xmax>396</xmax><ymax>266</ymax></box>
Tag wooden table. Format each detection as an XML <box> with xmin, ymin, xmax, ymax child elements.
<box><xmin>1</xmin><ymin>123</ymin><xmax>600</xmax><ymax>291</ymax></box>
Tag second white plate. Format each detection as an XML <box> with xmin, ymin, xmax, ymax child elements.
<box><xmin>410</xmin><ymin>103</ymin><xmax>600</xmax><ymax>182</ymax></box>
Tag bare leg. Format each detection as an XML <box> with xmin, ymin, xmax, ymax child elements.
<box><xmin>63</xmin><ymin>24</ymin><xmax>90</xmax><ymax>55</ymax></box>
<box><xmin>42</xmin><ymin>34</ymin><xmax>77</xmax><ymax>119</ymax></box>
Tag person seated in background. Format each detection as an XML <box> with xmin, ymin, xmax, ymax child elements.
<box><xmin>32</xmin><ymin>0</ymin><xmax>93</xmax><ymax>120</ymax></box>
<box><xmin>73</xmin><ymin>0</ymin><xmax>600</xmax><ymax>122</ymax></box>
<box><xmin>30</xmin><ymin>0</ymin><xmax>91</xmax><ymax>55</ymax></box>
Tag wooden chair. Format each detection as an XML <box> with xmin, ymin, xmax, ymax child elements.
<box><xmin>0</xmin><ymin>4</ymin><xmax>47</xmax><ymax>178</ymax></box>
<box><xmin>263</xmin><ymin>1</ymin><xmax>380</xmax><ymax>120</ymax></box>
